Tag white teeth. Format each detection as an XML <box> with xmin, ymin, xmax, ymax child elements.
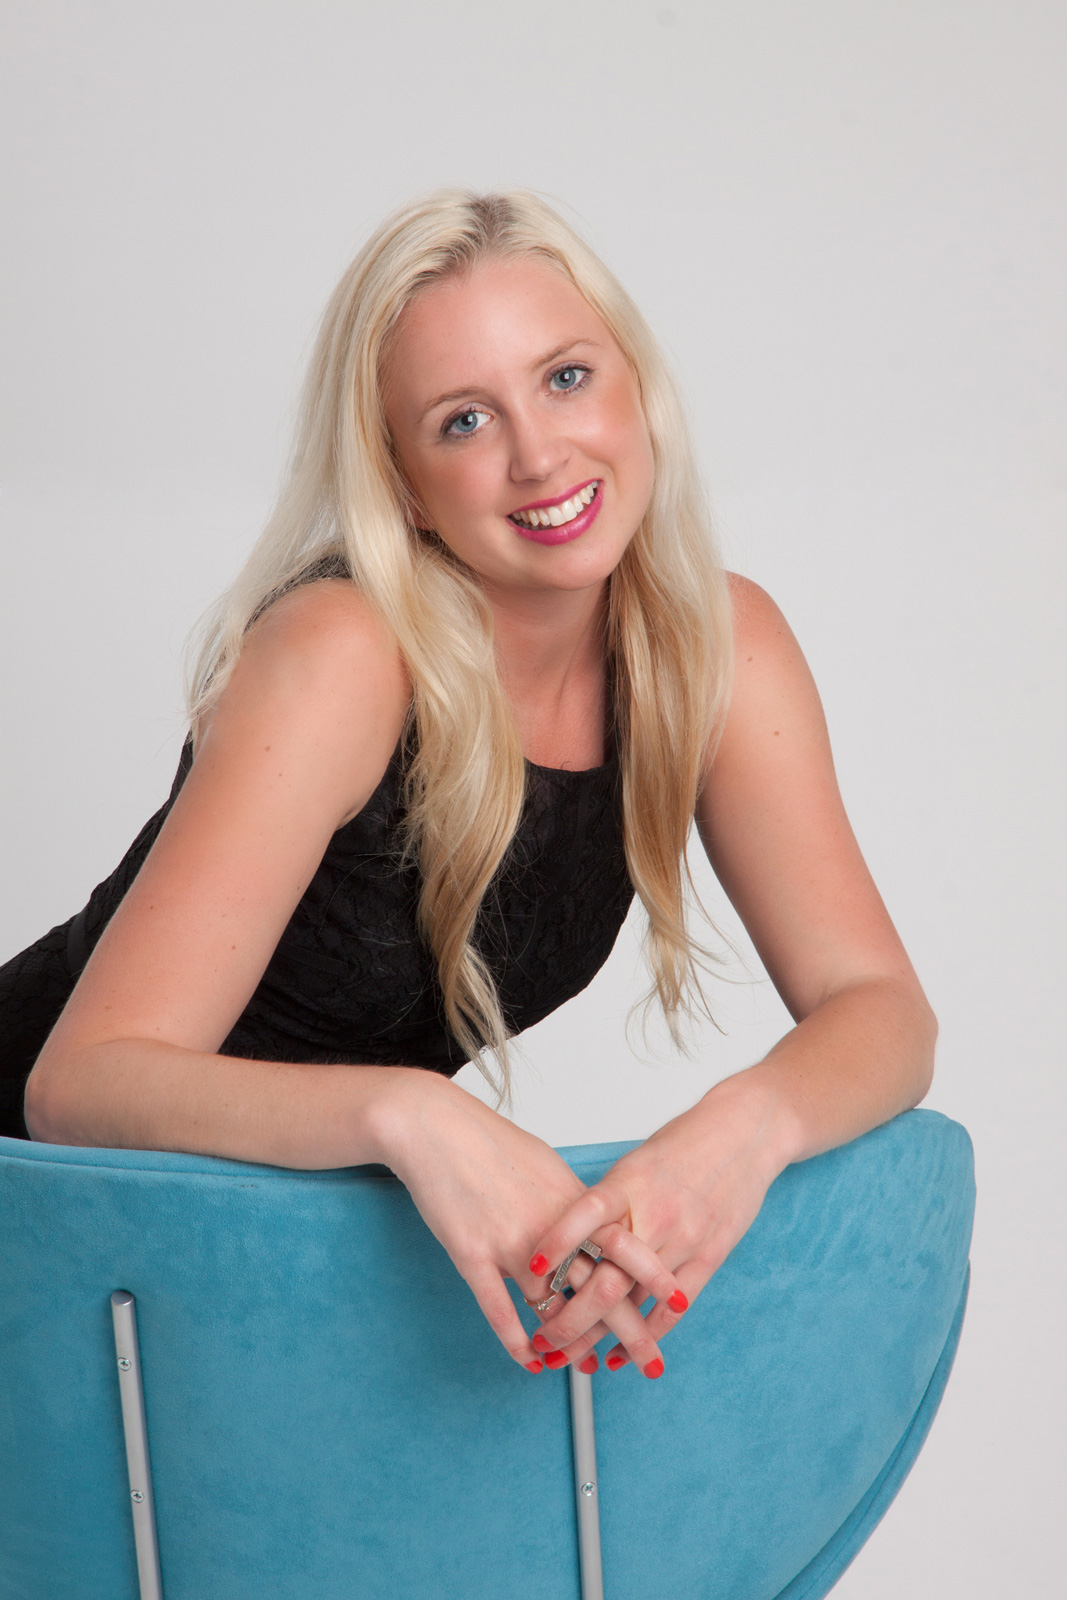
<box><xmin>512</xmin><ymin>482</ymin><xmax>598</xmax><ymax>528</ymax></box>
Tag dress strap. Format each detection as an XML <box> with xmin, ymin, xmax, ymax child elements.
<box><xmin>65</xmin><ymin>907</ymin><xmax>90</xmax><ymax>979</ymax></box>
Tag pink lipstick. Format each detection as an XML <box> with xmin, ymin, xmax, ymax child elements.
<box><xmin>507</xmin><ymin>480</ymin><xmax>603</xmax><ymax>546</ymax></box>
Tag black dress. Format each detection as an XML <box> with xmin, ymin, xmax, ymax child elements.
<box><xmin>0</xmin><ymin>739</ymin><xmax>635</xmax><ymax>1139</ymax></box>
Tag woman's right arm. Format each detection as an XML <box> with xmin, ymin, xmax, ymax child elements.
<box><xmin>23</xmin><ymin>579</ymin><xmax>417</xmax><ymax>1163</ymax></box>
<box><xmin>23</xmin><ymin>580</ymin><xmax>683</xmax><ymax>1373</ymax></box>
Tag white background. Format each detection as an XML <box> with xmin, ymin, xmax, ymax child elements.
<box><xmin>2</xmin><ymin>3</ymin><xmax>1064</xmax><ymax>1593</ymax></box>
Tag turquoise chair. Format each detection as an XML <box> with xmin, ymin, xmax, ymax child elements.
<box><xmin>0</xmin><ymin>1110</ymin><xmax>974</xmax><ymax>1599</ymax></box>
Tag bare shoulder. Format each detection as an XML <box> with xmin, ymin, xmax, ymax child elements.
<box><xmin>195</xmin><ymin>578</ymin><xmax>412</xmax><ymax>827</ymax></box>
<box><xmin>721</xmin><ymin>572</ymin><xmax>824</xmax><ymax>734</ymax></box>
<box><xmin>726</xmin><ymin>572</ymin><xmax>800</xmax><ymax>659</ymax></box>
<box><xmin>229</xmin><ymin>578</ymin><xmax>409</xmax><ymax>718</ymax></box>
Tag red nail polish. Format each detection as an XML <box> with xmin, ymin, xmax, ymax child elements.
<box><xmin>643</xmin><ymin>1358</ymin><xmax>665</xmax><ymax>1379</ymax></box>
<box><xmin>529</xmin><ymin>1253</ymin><xmax>549</xmax><ymax>1276</ymax></box>
<box><xmin>531</xmin><ymin>1333</ymin><xmax>552</xmax><ymax>1353</ymax></box>
<box><xmin>668</xmin><ymin>1290</ymin><xmax>689</xmax><ymax>1314</ymax></box>
<box><xmin>544</xmin><ymin>1350</ymin><xmax>568</xmax><ymax>1368</ymax></box>
<box><xmin>578</xmin><ymin>1353</ymin><xmax>599</xmax><ymax>1374</ymax></box>
<box><xmin>525</xmin><ymin>1360</ymin><xmax>544</xmax><ymax>1373</ymax></box>
<box><xmin>606</xmin><ymin>1352</ymin><xmax>627</xmax><ymax>1371</ymax></box>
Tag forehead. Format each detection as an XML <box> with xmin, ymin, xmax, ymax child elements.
<box><xmin>384</xmin><ymin>256</ymin><xmax>612</xmax><ymax>408</ymax></box>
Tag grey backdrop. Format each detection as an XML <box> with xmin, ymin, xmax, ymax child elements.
<box><xmin>2</xmin><ymin>3</ymin><xmax>1064</xmax><ymax>1594</ymax></box>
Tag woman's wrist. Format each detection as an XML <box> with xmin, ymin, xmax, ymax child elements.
<box><xmin>359</xmin><ymin>1065</ymin><xmax>464</xmax><ymax>1178</ymax></box>
<box><xmin>698</xmin><ymin>979</ymin><xmax>937</xmax><ymax>1174</ymax></box>
<box><xmin>692</xmin><ymin>1067</ymin><xmax>807</xmax><ymax>1179</ymax></box>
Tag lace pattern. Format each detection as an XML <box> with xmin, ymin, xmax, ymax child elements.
<box><xmin>0</xmin><ymin>741</ymin><xmax>634</xmax><ymax>1135</ymax></box>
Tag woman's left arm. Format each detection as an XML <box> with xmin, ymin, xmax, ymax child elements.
<box><xmin>528</xmin><ymin>575</ymin><xmax>937</xmax><ymax>1372</ymax></box>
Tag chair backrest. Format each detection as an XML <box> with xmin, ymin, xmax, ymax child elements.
<box><xmin>0</xmin><ymin>1110</ymin><xmax>974</xmax><ymax>1600</ymax></box>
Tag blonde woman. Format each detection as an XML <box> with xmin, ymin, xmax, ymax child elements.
<box><xmin>5</xmin><ymin>191</ymin><xmax>936</xmax><ymax>1381</ymax></box>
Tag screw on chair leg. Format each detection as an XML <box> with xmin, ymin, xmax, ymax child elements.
<box><xmin>111</xmin><ymin>1291</ymin><xmax>164</xmax><ymax>1600</ymax></box>
<box><xmin>568</xmin><ymin>1365</ymin><xmax>604</xmax><ymax>1600</ymax></box>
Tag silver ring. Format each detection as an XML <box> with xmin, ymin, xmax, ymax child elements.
<box><xmin>524</xmin><ymin>1293</ymin><xmax>559</xmax><ymax>1313</ymax></box>
<box><xmin>549</xmin><ymin>1238</ymin><xmax>603</xmax><ymax>1295</ymax></box>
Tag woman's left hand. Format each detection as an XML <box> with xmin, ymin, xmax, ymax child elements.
<box><xmin>528</xmin><ymin>578</ymin><xmax>938</xmax><ymax>1377</ymax></box>
<box><xmin>526</xmin><ymin>1070</ymin><xmax>798</xmax><ymax>1375</ymax></box>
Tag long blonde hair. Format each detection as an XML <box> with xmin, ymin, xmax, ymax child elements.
<box><xmin>186</xmin><ymin>189</ymin><xmax>733</xmax><ymax>1100</ymax></box>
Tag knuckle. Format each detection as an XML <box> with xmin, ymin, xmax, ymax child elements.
<box><xmin>597</xmin><ymin>1255</ymin><xmax>630</xmax><ymax>1286</ymax></box>
<box><xmin>696</xmin><ymin>1244</ymin><xmax>726</xmax><ymax>1278</ymax></box>
<box><xmin>670</xmin><ymin>1221</ymin><xmax>700</xmax><ymax>1255</ymax></box>
<box><xmin>632</xmin><ymin>1334</ymin><xmax>660</xmax><ymax>1365</ymax></box>
<box><xmin>590</xmin><ymin>1271</ymin><xmax>629</xmax><ymax>1314</ymax></box>
<box><xmin>483</xmin><ymin>1305</ymin><xmax>512</xmax><ymax>1336</ymax></box>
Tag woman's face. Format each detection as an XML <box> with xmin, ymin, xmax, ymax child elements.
<box><xmin>383</xmin><ymin>256</ymin><xmax>655</xmax><ymax>601</ymax></box>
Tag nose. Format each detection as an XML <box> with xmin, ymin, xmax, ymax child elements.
<box><xmin>506</xmin><ymin>404</ymin><xmax>570</xmax><ymax>487</ymax></box>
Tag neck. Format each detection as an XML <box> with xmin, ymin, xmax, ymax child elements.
<box><xmin>488</xmin><ymin>580</ymin><xmax>606</xmax><ymax>685</ymax></box>
<box><xmin>484</xmin><ymin>580</ymin><xmax>609</xmax><ymax>766</ymax></box>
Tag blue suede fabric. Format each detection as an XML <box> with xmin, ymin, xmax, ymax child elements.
<box><xmin>0</xmin><ymin>1109</ymin><xmax>973</xmax><ymax>1599</ymax></box>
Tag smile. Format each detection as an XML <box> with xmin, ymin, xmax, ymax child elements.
<box><xmin>507</xmin><ymin>480</ymin><xmax>602</xmax><ymax>544</ymax></box>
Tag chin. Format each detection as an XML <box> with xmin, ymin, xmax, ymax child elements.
<box><xmin>533</xmin><ymin>538</ymin><xmax>629</xmax><ymax>590</ymax></box>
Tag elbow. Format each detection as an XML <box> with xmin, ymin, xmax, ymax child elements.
<box><xmin>22</xmin><ymin>1059</ymin><xmax>57</xmax><ymax>1143</ymax></box>
<box><xmin>910</xmin><ymin>988</ymin><xmax>938</xmax><ymax>1106</ymax></box>
<box><xmin>23</xmin><ymin>1044</ymin><xmax>83</xmax><ymax>1146</ymax></box>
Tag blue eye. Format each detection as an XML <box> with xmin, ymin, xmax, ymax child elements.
<box><xmin>444</xmin><ymin>408</ymin><xmax>489</xmax><ymax>438</ymax></box>
<box><xmin>549</xmin><ymin>365</ymin><xmax>589</xmax><ymax>393</ymax></box>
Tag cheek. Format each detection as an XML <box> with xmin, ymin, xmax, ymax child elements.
<box><xmin>620</xmin><ymin>385</ymin><xmax>656</xmax><ymax>498</ymax></box>
<box><xmin>602</xmin><ymin>398</ymin><xmax>655</xmax><ymax>503</ymax></box>
<box><xmin>417</xmin><ymin>452</ymin><xmax>501</xmax><ymax>523</ymax></box>
<box><xmin>577</xmin><ymin>379</ymin><xmax>652</xmax><ymax>474</ymax></box>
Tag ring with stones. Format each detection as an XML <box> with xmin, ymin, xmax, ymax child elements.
<box><xmin>524</xmin><ymin>1293</ymin><xmax>559</xmax><ymax>1313</ymax></box>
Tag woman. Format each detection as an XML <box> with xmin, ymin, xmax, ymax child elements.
<box><xmin>5</xmin><ymin>190</ymin><xmax>936</xmax><ymax>1381</ymax></box>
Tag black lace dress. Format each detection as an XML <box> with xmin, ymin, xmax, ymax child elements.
<box><xmin>0</xmin><ymin>740</ymin><xmax>635</xmax><ymax>1139</ymax></box>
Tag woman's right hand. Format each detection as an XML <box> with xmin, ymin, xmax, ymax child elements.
<box><xmin>22</xmin><ymin>575</ymin><xmax>681</xmax><ymax>1372</ymax></box>
<box><xmin>373</xmin><ymin>1069</ymin><xmax>685</xmax><ymax>1375</ymax></box>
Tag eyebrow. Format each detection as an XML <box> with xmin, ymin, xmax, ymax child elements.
<box><xmin>417</xmin><ymin>338</ymin><xmax>603</xmax><ymax>423</ymax></box>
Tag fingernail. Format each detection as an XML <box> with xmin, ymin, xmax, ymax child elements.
<box><xmin>532</xmin><ymin>1333</ymin><xmax>552</xmax><ymax>1353</ymax></box>
<box><xmin>643</xmin><ymin>1358</ymin><xmax>665</xmax><ymax>1380</ymax></box>
<box><xmin>606</xmin><ymin>1352</ymin><xmax>627</xmax><ymax>1371</ymax></box>
<box><xmin>544</xmin><ymin>1350</ymin><xmax>568</xmax><ymax>1369</ymax></box>
<box><xmin>529</xmin><ymin>1253</ymin><xmax>550</xmax><ymax>1276</ymax></box>
<box><xmin>667</xmin><ymin>1290</ymin><xmax>689</xmax><ymax>1314</ymax></box>
<box><xmin>525</xmin><ymin>1360</ymin><xmax>544</xmax><ymax>1373</ymax></box>
<box><xmin>578</xmin><ymin>1353</ymin><xmax>599</xmax><ymax>1374</ymax></box>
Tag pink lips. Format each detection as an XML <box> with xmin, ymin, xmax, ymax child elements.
<box><xmin>508</xmin><ymin>480</ymin><xmax>603</xmax><ymax>546</ymax></box>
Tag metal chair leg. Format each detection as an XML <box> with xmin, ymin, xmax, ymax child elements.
<box><xmin>568</xmin><ymin>1366</ymin><xmax>605</xmax><ymax>1600</ymax></box>
<box><xmin>111</xmin><ymin>1291</ymin><xmax>163</xmax><ymax>1600</ymax></box>
<box><xmin>111</xmin><ymin>1285</ymin><xmax>596</xmax><ymax>1600</ymax></box>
